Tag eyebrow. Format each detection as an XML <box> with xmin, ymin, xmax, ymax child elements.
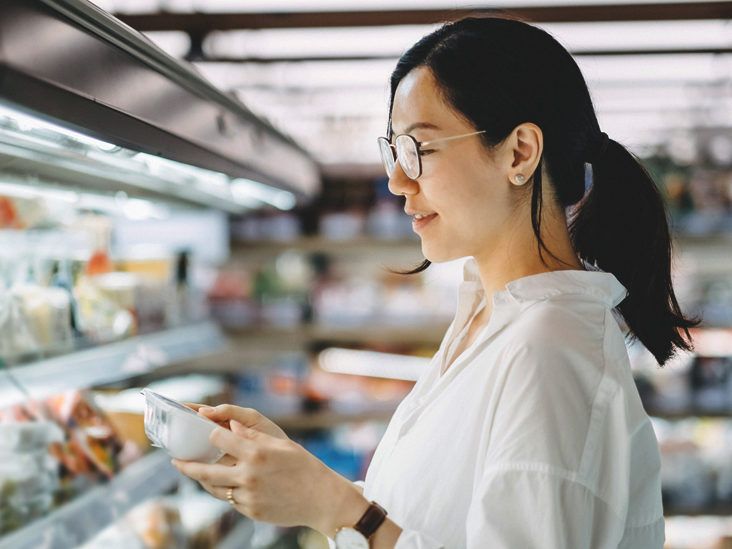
<box><xmin>391</xmin><ymin>122</ymin><xmax>441</xmax><ymax>135</ymax></box>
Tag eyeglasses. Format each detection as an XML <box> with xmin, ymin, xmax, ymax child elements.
<box><xmin>377</xmin><ymin>130</ymin><xmax>486</xmax><ymax>180</ymax></box>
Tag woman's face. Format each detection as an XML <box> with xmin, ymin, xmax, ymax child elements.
<box><xmin>387</xmin><ymin>66</ymin><xmax>520</xmax><ymax>263</ymax></box>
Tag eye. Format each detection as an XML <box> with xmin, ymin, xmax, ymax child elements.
<box><xmin>420</xmin><ymin>149</ymin><xmax>436</xmax><ymax>156</ymax></box>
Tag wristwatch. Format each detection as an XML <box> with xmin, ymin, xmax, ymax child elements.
<box><xmin>334</xmin><ymin>500</ymin><xmax>388</xmax><ymax>549</ymax></box>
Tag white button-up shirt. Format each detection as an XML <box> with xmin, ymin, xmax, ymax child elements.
<box><xmin>328</xmin><ymin>257</ymin><xmax>664</xmax><ymax>549</ymax></box>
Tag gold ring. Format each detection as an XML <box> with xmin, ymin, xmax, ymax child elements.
<box><xmin>226</xmin><ymin>487</ymin><xmax>236</xmax><ymax>506</ymax></box>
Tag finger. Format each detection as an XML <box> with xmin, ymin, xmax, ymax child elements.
<box><xmin>184</xmin><ymin>402</ymin><xmax>204</xmax><ymax>411</ymax></box>
<box><xmin>209</xmin><ymin>427</ymin><xmax>267</xmax><ymax>460</ymax></box>
<box><xmin>201</xmin><ymin>404</ymin><xmax>264</xmax><ymax>428</ymax></box>
<box><xmin>212</xmin><ymin>484</ymin><xmax>238</xmax><ymax>502</ymax></box>
<box><xmin>231</xmin><ymin>419</ymin><xmax>264</xmax><ymax>440</ymax></box>
<box><xmin>218</xmin><ymin>454</ymin><xmax>237</xmax><ymax>467</ymax></box>
<box><xmin>172</xmin><ymin>459</ymin><xmax>238</xmax><ymax>486</ymax></box>
<box><xmin>199</xmin><ymin>481</ymin><xmax>222</xmax><ymax>499</ymax></box>
<box><xmin>198</xmin><ymin>413</ymin><xmax>231</xmax><ymax>429</ymax></box>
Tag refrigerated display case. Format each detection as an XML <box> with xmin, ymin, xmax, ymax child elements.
<box><xmin>0</xmin><ymin>1</ymin><xmax>320</xmax><ymax>546</ymax></box>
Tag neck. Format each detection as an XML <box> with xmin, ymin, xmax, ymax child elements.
<box><xmin>472</xmin><ymin>208</ymin><xmax>583</xmax><ymax>307</ymax></box>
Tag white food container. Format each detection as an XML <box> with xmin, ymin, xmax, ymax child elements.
<box><xmin>141</xmin><ymin>389</ymin><xmax>224</xmax><ymax>463</ymax></box>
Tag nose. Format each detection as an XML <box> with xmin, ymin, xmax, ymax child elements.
<box><xmin>386</xmin><ymin>162</ymin><xmax>419</xmax><ymax>197</ymax></box>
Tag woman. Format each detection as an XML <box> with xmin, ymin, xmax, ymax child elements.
<box><xmin>173</xmin><ymin>15</ymin><xmax>699</xmax><ymax>548</ymax></box>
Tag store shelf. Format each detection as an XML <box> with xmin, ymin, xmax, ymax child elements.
<box><xmin>0</xmin><ymin>450</ymin><xmax>178</xmax><ymax>549</ymax></box>
<box><xmin>226</xmin><ymin>322</ymin><xmax>449</xmax><ymax>346</ymax></box>
<box><xmin>273</xmin><ymin>406</ymin><xmax>398</xmax><ymax>431</ymax></box>
<box><xmin>0</xmin><ymin>321</ymin><xmax>226</xmax><ymax>407</ymax></box>
<box><xmin>665</xmin><ymin>504</ymin><xmax>732</xmax><ymax>517</ymax></box>
<box><xmin>216</xmin><ymin>518</ymin><xmax>256</xmax><ymax>549</ymax></box>
<box><xmin>647</xmin><ymin>407</ymin><xmax>732</xmax><ymax>420</ymax></box>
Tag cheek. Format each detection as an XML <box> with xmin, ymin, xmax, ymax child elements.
<box><xmin>454</xmin><ymin>181</ymin><xmax>510</xmax><ymax>239</ymax></box>
<box><xmin>425</xmin><ymin>154</ymin><xmax>505</xmax><ymax>220</ymax></box>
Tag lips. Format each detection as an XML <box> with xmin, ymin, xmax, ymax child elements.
<box><xmin>405</xmin><ymin>210</ymin><xmax>437</xmax><ymax>219</ymax></box>
<box><xmin>414</xmin><ymin>213</ymin><xmax>438</xmax><ymax>221</ymax></box>
<box><xmin>411</xmin><ymin>213</ymin><xmax>438</xmax><ymax>232</ymax></box>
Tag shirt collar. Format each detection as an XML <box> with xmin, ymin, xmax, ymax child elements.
<box><xmin>460</xmin><ymin>257</ymin><xmax>628</xmax><ymax>309</ymax></box>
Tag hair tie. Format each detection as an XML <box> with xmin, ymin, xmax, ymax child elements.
<box><xmin>587</xmin><ymin>131</ymin><xmax>610</xmax><ymax>163</ymax></box>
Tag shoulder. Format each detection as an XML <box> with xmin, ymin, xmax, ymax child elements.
<box><xmin>502</xmin><ymin>298</ymin><xmax>608</xmax><ymax>370</ymax></box>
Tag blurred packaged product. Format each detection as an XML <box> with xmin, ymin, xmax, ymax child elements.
<box><xmin>166</xmin><ymin>249</ymin><xmax>191</xmax><ymax>328</ymax></box>
<box><xmin>7</xmin><ymin>281</ymin><xmax>73</xmax><ymax>358</ymax></box>
<box><xmin>115</xmin><ymin>245</ymin><xmax>174</xmax><ymax>332</ymax></box>
<box><xmin>0</xmin><ymin>455</ymin><xmax>57</xmax><ymax>535</ymax></box>
<box><xmin>300</xmin><ymin>432</ymin><xmax>364</xmax><ymax>481</ymax></box>
<box><xmin>319</xmin><ymin>209</ymin><xmax>366</xmax><ymax>240</ymax></box>
<box><xmin>75</xmin><ymin>274</ymin><xmax>137</xmax><ymax>344</ymax></box>
<box><xmin>79</xmin><ymin>215</ymin><xmax>114</xmax><ymax>277</ymax></box>
<box><xmin>306</xmin><ymin>364</ymin><xmax>413</xmax><ymax>414</ymax></box>
<box><xmin>311</xmin><ymin>270</ymin><xmax>453</xmax><ymax>327</ymax></box>
<box><xmin>45</xmin><ymin>390</ymin><xmax>125</xmax><ymax>480</ymax></box>
<box><xmin>366</xmin><ymin>179</ymin><xmax>414</xmax><ymax>239</ymax></box>
<box><xmin>81</xmin><ymin>486</ymin><xmax>237</xmax><ymax>549</ymax></box>
<box><xmin>174</xmin><ymin>484</ymin><xmax>236</xmax><ymax>548</ymax></box>
<box><xmin>311</xmin><ymin>275</ymin><xmax>380</xmax><ymax>326</ymax></box>
<box><xmin>632</xmin><ymin>337</ymin><xmax>732</xmax><ymax>416</ymax></box>
<box><xmin>653</xmin><ymin>417</ymin><xmax>732</xmax><ymax>514</ymax></box>
<box><xmin>690</xmin><ymin>356</ymin><xmax>732</xmax><ymax>412</ymax></box>
<box><xmin>233</xmin><ymin>354</ymin><xmax>308</xmax><ymax>417</ymax></box>
<box><xmin>0</xmin><ymin>420</ymin><xmax>64</xmax><ymax>453</ymax></box>
<box><xmin>259</xmin><ymin>294</ymin><xmax>304</xmax><ymax>327</ymax></box>
<box><xmin>51</xmin><ymin>257</ymin><xmax>83</xmax><ymax>339</ymax></box>
<box><xmin>0</xmin><ymin>195</ymin><xmax>52</xmax><ymax>230</ymax></box>
<box><xmin>230</xmin><ymin>210</ymin><xmax>302</xmax><ymax>242</ymax></box>
<box><xmin>253</xmin><ymin>260</ymin><xmax>307</xmax><ymax>327</ymax></box>
<box><xmin>0</xmin><ymin>418</ymin><xmax>63</xmax><ymax>535</ymax></box>
<box><xmin>111</xmin><ymin>498</ymin><xmax>187</xmax><ymax>549</ymax></box>
<box><xmin>0</xmin><ymin>290</ymin><xmax>35</xmax><ymax>362</ymax></box>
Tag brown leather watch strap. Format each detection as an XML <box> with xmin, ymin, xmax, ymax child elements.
<box><xmin>354</xmin><ymin>500</ymin><xmax>388</xmax><ymax>538</ymax></box>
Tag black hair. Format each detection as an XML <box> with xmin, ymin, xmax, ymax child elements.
<box><xmin>385</xmin><ymin>15</ymin><xmax>700</xmax><ymax>366</ymax></box>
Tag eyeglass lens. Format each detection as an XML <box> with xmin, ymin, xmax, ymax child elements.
<box><xmin>395</xmin><ymin>135</ymin><xmax>420</xmax><ymax>179</ymax></box>
<box><xmin>378</xmin><ymin>137</ymin><xmax>396</xmax><ymax>177</ymax></box>
<box><xmin>377</xmin><ymin>136</ymin><xmax>420</xmax><ymax>179</ymax></box>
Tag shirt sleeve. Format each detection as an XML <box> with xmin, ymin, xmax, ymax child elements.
<box><xmin>384</xmin><ymin>467</ymin><xmax>619</xmax><ymax>549</ymax></box>
<box><xmin>463</xmin><ymin>464</ymin><xmax>623</xmax><ymax>548</ymax></box>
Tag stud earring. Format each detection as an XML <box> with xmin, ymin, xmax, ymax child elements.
<box><xmin>514</xmin><ymin>174</ymin><xmax>526</xmax><ymax>185</ymax></box>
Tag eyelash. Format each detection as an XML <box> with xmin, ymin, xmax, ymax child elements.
<box><xmin>420</xmin><ymin>149</ymin><xmax>435</xmax><ymax>156</ymax></box>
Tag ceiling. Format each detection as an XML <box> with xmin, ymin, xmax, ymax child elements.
<box><xmin>95</xmin><ymin>1</ymin><xmax>732</xmax><ymax>174</ymax></box>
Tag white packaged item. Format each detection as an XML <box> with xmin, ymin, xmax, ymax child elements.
<box><xmin>0</xmin><ymin>421</ymin><xmax>64</xmax><ymax>453</ymax></box>
<box><xmin>141</xmin><ymin>389</ymin><xmax>224</xmax><ymax>463</ymax></box>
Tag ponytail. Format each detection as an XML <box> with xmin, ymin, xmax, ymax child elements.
<box><xmin>568</xmin><ymin>134</ymin><xmax>701</xmax><ymax>365</ymax></box>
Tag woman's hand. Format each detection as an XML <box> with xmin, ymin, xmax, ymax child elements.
<box><xmin>199</xmin><ymin>404</ymin><xmax>290</xmax><ymax>441</ymax></box>
<box><xmin>171</xmin><ymin>420</ymin><xmax>364</xmax><ymax>535</ymax></box>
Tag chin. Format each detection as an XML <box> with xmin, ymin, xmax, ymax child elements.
<box><xmin>421</xmin><ymin>242</ymin><xmax>464</xmax><ymax>264</ymax></box>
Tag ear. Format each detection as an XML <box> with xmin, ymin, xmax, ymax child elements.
<box><xmin>508</xmin><ymin>122</ymin><xmax>543</xmax><ymax>186</ymax></box>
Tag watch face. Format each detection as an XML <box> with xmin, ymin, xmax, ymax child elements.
<box><xmin>334</xmin><ymin>527</ymin><xmax>369</xmax><ymax>549</ymax></box>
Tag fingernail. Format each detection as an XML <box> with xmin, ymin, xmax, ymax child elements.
<box><xmin>199</xmin><ymin>406</ymin><xmax>214</xmax><ymax>413</ymax></box>
<box><xmin>231</xmin><ymin>419</ymin><xmax>243</xmax><ymax>430</ymax></box>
